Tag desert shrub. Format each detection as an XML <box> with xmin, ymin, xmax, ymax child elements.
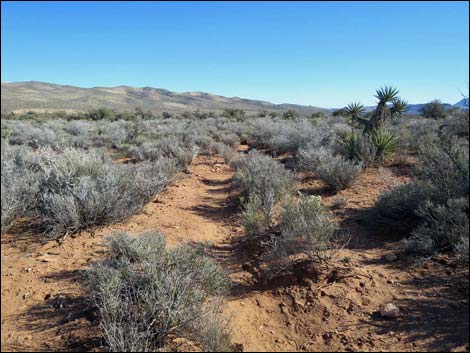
<box><xmin>413</xmin><ymin>135</ymin><xmax>469</xmax><ymax>202</ymax></box>
<box><xmin>213</xmin><ymin>142</ymin><xmax>236</xmax><ymax>163</ymax></box>
<box><xmin>1</xmin><ymin>142</ymin><xmax>40</xmax><ymax>231</ymax></box>
<box><xmin>62</xmin><ymin>120</ymin><xmax>94</xmax><ymax>137</ymax></box>
<box><xmin>129</xmin><ymin>138</ymin><xmax>199</xmax><ymax>170</ymax></box>
<box><xmin>367</xmin><ymin>133</ymin><xmax>469</xmax><ymax>259</ymax></box>
<box><xmin>439</xmin><ymin>110</ymin><xmax>469</xmax><ymax>139</ymax></box>
<box><xmin>264</xmin><ymin>195</ymin><xmax>336</xmax><ymax>278</ymax></box>
<box><xmin>7</xmin><ymin>121</ymin><xmax>64</xmax><ymax>148</ymax></box>
<box><xmin>365</xmin><ymin>183</ymin><xmax>433</xmax><ymax>232</ymax></box>
<box><xmin>403</xmin><ymin>198</ymin><xmax>469</xmax><ymax>262</ymax></box>
<box><xmin>95</xmin><ymin>120</ymin><xmax>131</xmax><ymax>147</ymax></box>
<box><xmin>34</xmin><ymin>147</ymin><xmax>177</xmax><ymax>236</ymax></box>
<box><xmin>241</xmin><ymin>194</ymin><xmax>269</xmax><ymax>240</ymax></box>
<box><xmin>215</xmin><ymin>132</ymin><xmax>240</xmax><ymax>149</ymax></box>
<box><xmin>252</xmin><ymin>118</ymin><xmax>335</xmax><ymax>155</ymax></box>
<box><xmin>232</xmin><ymin>150</ymin><xmax>294</xmax><ymax>229</ymax></box>
<box><xmin>299</xmin><ymin>147</ymin><xmax>362</xmax><ymax>191</ymax></box>
<box><xmin>316</xmin><ymin>155</ymin><xmax>362</xmax><ymax>191</ymax></box>
<box><xmin>420</xmin><ymin>100</ymin><xmax>448</xmax><ymax>120</ymax></box>
<box><xmin>86</xmin><ymin>232</ymin><xmax>232</xmax><ymax>352</ymax></box>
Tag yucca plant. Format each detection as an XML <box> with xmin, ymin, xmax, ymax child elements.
<box><xmin>343</xmin><ymin>86</ymin><xmax>407</xmax><ymax>133</ymax></box>
<box><xmin>344</xmin><ymin>102</ymin><xmax>367</xmax><ymax>128</ymax></box>
<box><xmin>337</xmin><ymin>129</ymin><xmax>399</xmax><ymax>166</ymax></box>
<box><xmin>370</xmin><ymin>129</ymin><xmax>400</xmax><ymax>163</ymax></box>
<box><xmin>366</xmin><ymin>87</ymin><xmax>407</xmax><ymax>132</ymax></box>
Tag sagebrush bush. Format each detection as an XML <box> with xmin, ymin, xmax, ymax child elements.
<box><xmin>35</xmin><ymin>147</ymin><xmax>177</xmax><ymax>236</ymax></box>
<box><xmin>403</xmin><ymin>198</ymin><xmax>469</xmax><ymax>262</ymax></box>
<box><xmin>367</xmin><ymin>131</ymin><xmax>469</xmax><ymax>260</ymax></box>
<box><xmin>129</xmin><ymin>138</ymin><xmax>199</xmax><ymax>170</ymax></box>
<box><xmin>413</xmin><ymin>135</ymin><xmax>469</xmax><ymax>202</ymax></box>
<box><xmin>439</xmin><ymin>110</ymin><xmax>469</xmax><ymax>139</ymax></box>
<box><xmin>264</xmin><ymin>195</ymin><xmax>336</xmax><ymax>279</ymax></box>
<box><xmin>1</xmin><ymin>142</ymin><xmax>40</xmax><ymax>231</ymax></box>
<box><xmin>364</xmin><ymin>182</ymin><xmax>432</xmax><ymax>232</ymax></box>
<box><xmin>214</xmin><ymin>132</ymin><xmax>240</xmax><ymax>149</ymax></box>
<box><xmin>232</xmin><ymin>150</ymin><xmax>294</xmax><ymax>229</ymax></box>
<box><xmin>86</xmin><ymin>232</ymin><xmax>232</xmax><ymax>352</ymax></box>
<box><xmin>420</xmin><ymin>99</ymin><xmax>448</xmax><ymax>120</ymax></box>
<box><xmin>300</xmin><ymin>147</ymin><xmax>362</xmax><ymax>191</ymax></box>
<box><xmin>213</xmin><ymin>142</ymin><xmax>237</xmax><ymax>163</ymax></box>
<box><xmin>6</xmin><ymin>121</ymin><xmax>64</xmax><ymax>148</ymax></box>
<box><xmin>241</xmin><ymin>194</ymin><xmax>269</xmax><ymax>240</ymax></box>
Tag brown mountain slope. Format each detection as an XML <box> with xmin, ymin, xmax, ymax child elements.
<box><xmin>1</xmin><ymin>81</ymin><xmax>326</xmax><ymax>114</ymax></box>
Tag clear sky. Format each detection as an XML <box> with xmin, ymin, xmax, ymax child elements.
<box><xmin>1</xmin><ymin>1</ymin><xmax>469</xmax><ymax>107</ymax></box>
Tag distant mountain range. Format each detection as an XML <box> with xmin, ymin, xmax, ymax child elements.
<box><xmin>1</xmin><ymin>81</ymin><xmax>467</xmax><ymax>115</ymax></box>
<box><xmin>0</xmin><ymin>81</ymin><xmax>326</xmax><ymax>114</ymax></box>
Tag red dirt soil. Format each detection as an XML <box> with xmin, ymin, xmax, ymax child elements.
<box><xmin>1</xmin><ymin>147</ymin><xmax>468</xmax><ymax>352</ymax></box>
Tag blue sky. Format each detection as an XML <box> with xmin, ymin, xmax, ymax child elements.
<box><xmin>1</xmin><ymin>1</ymin><xmax>469</xmax><ymax>107</ymax></box>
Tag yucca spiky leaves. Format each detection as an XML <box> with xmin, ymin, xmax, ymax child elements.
<box><xmin>391</xmin><ymin>98</ymin><xmax>408</xmax><ymax>116</ymax></box>
<box><xmin>375</xmin><ymin>86</ymin><xmax>400</xmax><ymax>103</ymax></box>
<box><xmin>345</xmin><ymin>102</ymin><xmax>365</xmax><ymax>117</ymax></box>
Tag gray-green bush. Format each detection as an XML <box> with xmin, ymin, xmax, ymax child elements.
<box><xmin>86</xmin><ymin>232</ymin><xmax>232</xmax><ymax>352</ymax></box>
<box><xmin>1</xmin><ymin>142</ymin><xmax>40</xmax><ymax>231</ymax></box>
<box><xmin>299</xmin><ymin>147</ymin><xmax>363</xmax><ymax>191</ymax></box>
<box><xmin>232</xmin><ymin>150</ymin><xmax>294</xmax><ymax>232</ymax></box>
<box><xmin>35</xmin><ymin>147</ymin><xmax>177</xmax><ymax>236</ymax></box>
<box><xmin>264</xmin><ymin>195</ymin><xmax>337</xmax><ymax>279</ymax></box>
<box><xmin>367</xmin><ymin>129</ymin><xmax>469</xmax><ymax>260</ymax></box>
<box><xmin>403</xmin><ymin>198</ymin><xmax>469</xmax><ymax>263</ymax></box>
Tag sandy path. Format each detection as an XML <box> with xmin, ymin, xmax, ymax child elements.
<box><xmin>1</xmin><ymin>153</ymin><xmax>242</xmax><ymax>351</ymax></box>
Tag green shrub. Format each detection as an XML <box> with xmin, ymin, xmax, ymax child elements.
<box><xmin>86</xmin><ymin>232</ymin><xmax>233</xmax><ymax>352</ymax></box>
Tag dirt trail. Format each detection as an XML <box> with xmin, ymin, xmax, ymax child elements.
<box><xmin>1</xmin><ymin>149</ymin><xmax>468</xmax><ymax>352</ymax></box>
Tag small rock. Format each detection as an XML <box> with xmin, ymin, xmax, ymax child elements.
<box><xmin>380</xmin><ymin>303</ymin><xmax>400</xmax><ymax>318</ymax></box>
<box><xmin>23</xmin><ymin>267</ymin><xmax>32</xmax><ymax>272</ymax></box>
<box><xmin>385</xmin><ymin>253</ymin><xmax>398</xmax><ymax>262</ymax></box>
<box><xmin>361</xmin><ymin>297</ymin><xmax>371</xmax><ymax>306</ymax></box>
<box><xmin>37</xmin><ymin>256</ymin><xmax>58</xmax><ymax>263</ymax></box>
